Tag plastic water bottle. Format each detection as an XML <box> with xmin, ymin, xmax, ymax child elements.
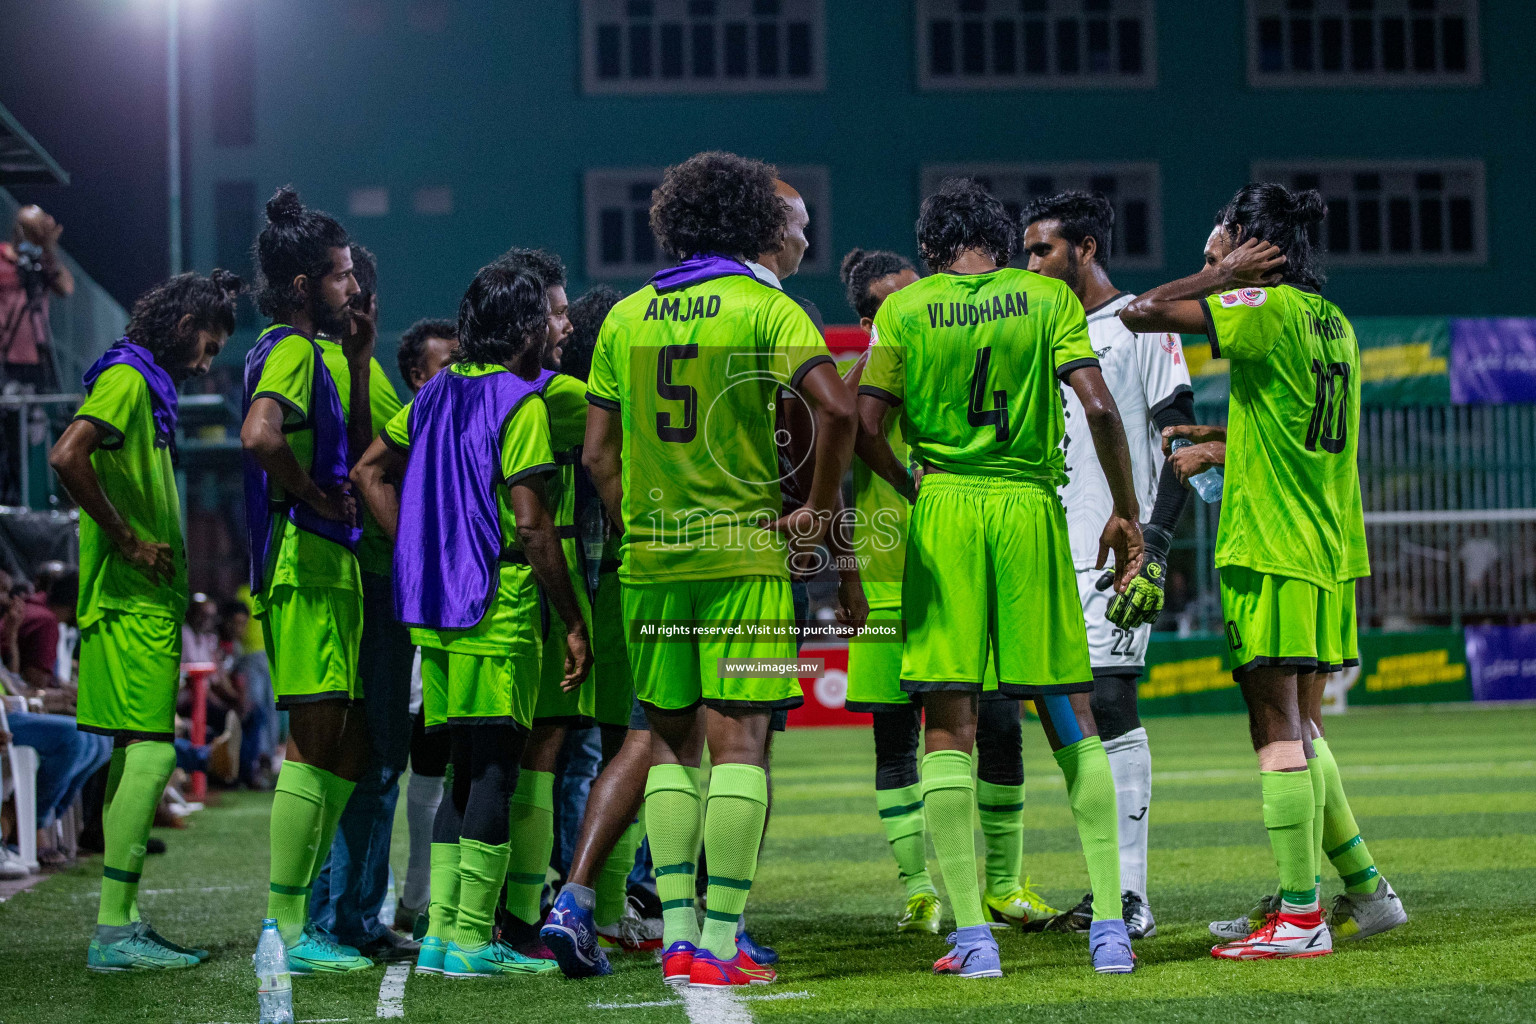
<box><xmin>1170</xmin><ymin>438</ymin><xmax>1224</xmax><ymax>503</ymax></box>
<box><xmin>254</xmin><ymin>919</ymin><xmax>294</xmax><ymax>1024</ymax></box>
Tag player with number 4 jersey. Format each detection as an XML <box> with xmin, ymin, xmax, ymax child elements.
<box><xmin>857</xmin><ymin>178</ymin><xmax>1145</xmax><ymax>978</ymax></box>
<box><xmin>1023</xmin><ymin>191</ymin><xmax>1198</xmax><ymax>941</ymax></box>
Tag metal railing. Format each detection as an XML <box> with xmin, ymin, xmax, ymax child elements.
<box><xmin>1180</xmin><ymin>403</ymin><xmax>1536</xmax><ymax>630</ymax></box>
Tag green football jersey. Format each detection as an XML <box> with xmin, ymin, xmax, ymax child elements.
<box><xmin>586</xmin><ymin>273</ymin><xmax>833</xmax><ymax>582</ymax></box>
<box><xmin>383</xmin><ymin>363</ymin><xmax>555</xmax><ymax>653</ymax></box>
<box><xmin>838</xmin><ymin>356</ymin><xmax>908</xmax><ymax>609</ymax></box>
<box><xmin>250</xmin><ymin>330</ymin><xmax>360</xmax><ymax>596</ymax></box>
<box><xmin>317</xmin><ymin>337</ymin><xmax>404</xmax><ymax>577</ymax></box>
<box><xmin>72</xmin><ymin>364</ymin><xmax>189</xmax><ymax>627</ymax></box>
<box><xmin>1203</xmin><ymin>284</ymin><xmax>1369</xmax><ymax>587</ymax></box>
<box><xmin>542</xmin><ymin>371</ymin><xmax>590</xmax><ymax>598</ymax></box>
<box><xmin>861</xmin><ymin>268</ymin><xmax>1096</xmax><ymax>484</ymax></box>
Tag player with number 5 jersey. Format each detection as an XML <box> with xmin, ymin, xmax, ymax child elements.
<box><xmin>583</xmin><ymin>152</ymin><xmax>855</xmax><ymax>989</ymax></box>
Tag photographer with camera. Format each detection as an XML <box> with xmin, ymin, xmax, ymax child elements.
<box><xmin>1</xmin><ymin>204</ymin><xmax>76</xmax><ymax>390</ymax></box>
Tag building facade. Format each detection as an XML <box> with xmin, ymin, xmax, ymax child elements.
<box><xmin>180</xmin><ymin>0</ymin><xmax>1530</xmax><ymax>369</ymax></box>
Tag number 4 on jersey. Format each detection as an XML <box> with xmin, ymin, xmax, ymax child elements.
<box><xmin>968</xmin><ymin>347</ymin><xmax>1009</xmax><ymax>443</ymax></box>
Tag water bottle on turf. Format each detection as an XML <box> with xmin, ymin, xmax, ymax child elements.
<box><xmin>1169</xmin><ymin>437</ymin><xmax>1224</xmax><ymax>503</ymax></box>
<box><xmin>254</xmin><ymin>919</ymin><xmax>293</xmax><ymax>1024</ymax></box>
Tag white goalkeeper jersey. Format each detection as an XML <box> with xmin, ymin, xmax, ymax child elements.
<box><xmin>1059</xmin><ymin>291</ymin><xmax>1192</xmax><ymax>570</ymax></box>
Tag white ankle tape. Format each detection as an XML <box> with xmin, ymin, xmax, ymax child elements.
<box><xmin>1257</xmin><ymin>740</ymin><xmax>1306</xmax><ymax>772</ymax></box>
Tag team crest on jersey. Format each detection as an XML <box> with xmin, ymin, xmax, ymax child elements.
<box><xmin>1160</xmin><ymin>333</ymin><xmax>1179</xmax><ymax>354</ymax></box>
<box><xmin>1218</xmin><ymin>288</ymin><xmax>1268</xmax><ymax>308</ymax></box>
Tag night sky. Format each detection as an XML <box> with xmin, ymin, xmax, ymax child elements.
<box><xmin>1</xmin><ymin>0</ymin><xmax>172</xmax><ymax>307</ymax></box>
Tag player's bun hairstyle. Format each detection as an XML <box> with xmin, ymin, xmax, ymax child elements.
<box><xmin>497</xmin><ymin>247</ymin><xmax>567</xmax><ymax>290</ymax></box>
<box><xmin>649</xmin><ymin>151</ymin><xmax>787</xmax><ymax>261</ymax></box>
<box><xmin>125</xmin><ymin>268</ymin><xmax>244</xmax><ymax>362</ymax></box>
<box><xmin>916</xmin><ymin>177</ymin><xmax>1019</xmax><ymax>273</ymax></box>
<box><xmin>349</xmin><ymin>243</ymin><xmax>377</xmax><ymax>309</ymax></box>
<box><xmin>455</xmin><ymin>262</ymin><xmax>550</xmax><ymax>367</ymax></box>
<box><xmin>840</xmin><ymin>249</ymin><xmax>916</xmax><ymax>321</ymax></box>
<box><xmin>398</xmin><ymin>317</ymin><xmax>458</xmax><ymax>384</ymax></box>
<box><xmin>562</xmin><ymin>284</ymin><xmax>623</xmax><ymax>384</ymax></box>
<box><xmin>1215</xmin><ymin>182</ymin><xmax>1327</xmax><ymax>291</ymax></box>
<box><xmin>1021</xmin><ymin>190</ymin><xmax>1115</xmax><ymax>269</ymax></box>
<box><xmin>254</xmin><ymin>186</ymin><xmax>350</xmax><ymax>319</ymax></box>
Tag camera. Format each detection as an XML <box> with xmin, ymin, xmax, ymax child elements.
<box><xmin>13</xmin><ymin>241</ymin><xmax>47</xmax><ymax>298</ymax></box>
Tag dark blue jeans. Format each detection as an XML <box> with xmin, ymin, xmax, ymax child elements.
<box><xmin>309</xmin><ymin>572</ymin><xmax>415</xmax><ymax>945</ymax></box>
<box><xmin>9</xmin><ymin>712</ymin><xmax>112</xmax><ymax>827</ymax></box>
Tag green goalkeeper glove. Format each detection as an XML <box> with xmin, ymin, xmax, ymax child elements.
<box><xmin>1097</xmin><ymin>524</ymin><xmax>1171</xmax><ymax>630</ymax></box>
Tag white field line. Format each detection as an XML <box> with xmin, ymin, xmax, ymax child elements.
<box><xmin>589</xmin><ymin>990</ymin><xmax>813</xmax><ymax>1012</ymax></box>
<box><xmin>376</xmin><ymin>962</ymin><xmax>409</xmax><ymax>1018</ymax></box>
<box><xmin>679</xmin><ymin>987</ymin><xmax>756</xmax><ymax>1024</ymax></box>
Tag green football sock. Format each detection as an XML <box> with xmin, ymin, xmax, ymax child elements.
<box><xmin>454</xmin><ymin>838</ymin><xmax>511</xmax><ymax>948</ymax></box>
<box><xmin>426</xmin><ymin>842</ymin><xmax>461</xmax><ymax>940</ymax></box>
<box><xmin>307</xmin><ymin>769</ymin><xmax>357</xmax><ymax>886</ymax></box>
<box><xmin>645</xmin><ymin>764</ymin><xmax>704</xmax><ymax>947</ymax></box>
<box><xmin>267</xmin><ymin>761</ymin><xmax>329</xmax><ymax>944</ymax></box>
<box><xmin>504</xmin><ymin>769</ymin><xmax>555</xmax><ymax>925</ymax></box>
<box><xmin>1054</xmin><ymin>737</ymin><xmax>1121</xmax><ymax>922</ymax></box>
<box><xmin>976</xmin><ymin>779</ymin><xmax>1025</xmax><ymax>898</ymax></box>
<box><xmin>1314</xmin><ymin>737</ymin><xmax>1382</xmax><ymax>894</ymax></box>
<box><xmin>103</xmin><ymin>746</ymin><xmax>126</xmax><ymax>806</ymax></box>
<box><xmin>97</xmin><ymin>741</ymin><xmax>174</xmax><ymax>927</ymax></box>
<box><xmin>875</xmin><ymin>783</ymin><xmax>935</xmax><ymax>898</ymax></box>
<box><xmin>698</xmin><ymin>764</ymin><xmax>769</xmax><ymax>960</ymax></box>
<box><xmin>1307</xmin><ymin>753</ymin><xmax>1325</xmax><ymax>892</ymax></box>
<box><xmin>596</xmin><ymin>811</ymin><xmax>646</xmax><ymax>929</ymax></box>
<box><xmin>921</xmin><ymin>749</ymin><xmax>983</xmax><ymax>928</ymax></box>
<box><xmin>1261</xmin><ymin>769</ymin><xmax>1318</xmax><ymax>912</ymax></box>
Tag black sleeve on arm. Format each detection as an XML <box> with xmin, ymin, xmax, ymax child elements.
<box><xmin>1147</xmin><ymin>388</ymin><xmax>1197</xmax><ymax>539</ymax></box>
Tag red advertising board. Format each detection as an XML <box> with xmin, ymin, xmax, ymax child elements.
<box><xmin>785</xmin><ymin>643</ymin><xmax>864</xmax><ymax>728</ymax></box>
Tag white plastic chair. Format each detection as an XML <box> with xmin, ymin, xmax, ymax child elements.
<box><xmin>0</xmin><ymin>700</ymin><xmax>41</xmax><ymax>871</ymax></box>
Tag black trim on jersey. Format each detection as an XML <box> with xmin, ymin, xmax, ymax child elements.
<box><xmin>380</xmin><ymin>429</ymin><xmax>409</xmax><ymax>454</ymax></box>
<box><xmin>858</xmin><ymin>384</ymin><xmax>903</xmax><ymax>407</ymax></box>
<box><xmin>789</xmin><ymin>354</ymin><xmax>834</xmax><ymax>390</ymax></box>
<box><xmin>1055</xmin><ymin>357</ymin><xmax>1100</xmax><ymax>383</ymax></box>
<box><xmin>252</xmin><ymin>390</ymin><xmax>310</xmax><ymax>433</ymax></box>
<box><xmin>1083</xmin><ymin>291</ymin><xmax>1131</xmax><ymax>317</ymax></box>
<box><xmin>504</xmin><ymin>462</ymin><xmax>557</xmax><ymax>488</ymax></box>
<box><xmin>1230</xmin><ymin>655</ymin><xmax>1319</xmax><ymax>681</ymax></box>
<box><xmin>1149</xmin><ymin>383</ymin><xmax>1194</xmax><ymax>421</ymax></box>
<box><xmin>73</xmin><ymin>414</ymin><xmax>126</xmax><ymax>450</ymax></box>
<box><xmin>1201</xmin><ymin>299</ymin><xmax>1222</xmax><ymax>359</ymax></box>
<box><xmin>585</xmin><ymin>392</ymin><xmax>620</xmax><ymax>411</ymax></box>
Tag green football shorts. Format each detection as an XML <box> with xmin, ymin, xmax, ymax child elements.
<box><xmin>592</xmin><ymin>569</ymin><xmax>636</xmax><ymax>728</ymax></box>
<box><xmin>622</xmin><ymin>575</ymin><xmax>803</xmax><ymax>714</ymax></box>
<box><xmin>418</xmin><ymin>645</ymin><xmax>541</xmax><ymax>731</ymax></box>
<box><xmin>262</xmin><ymin>583</ymin><xmax>363</xmax><ymax>708</ymax></box>
<box><xmin>901</xmin><ymin>474</ymin><xmax>1092</xmax><ymax>697</ymax></box>
<box><xmin>75</xmin><ymin>611</ymin><xmax>181</xmax><ymax>741</ymax></box>
<box><xmin>534</xmin><ymin>567</ymin><xmax>596</xmax><ymax>726</ymax></box>
<box><xmin>846</xmin><ymin>606</ymin><xmax>1004</xmax><ymax>710</ymax></box>
<box><xmin>1220</xmin><ymin>566</ymin><xmax>1359</xmax><ymax>678</ymax></box>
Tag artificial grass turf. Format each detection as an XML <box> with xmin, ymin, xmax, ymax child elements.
<box><xmin>1</xmin><ymin>705</ymin><xmax>1531</xmax><ymax>1023</ymax></box>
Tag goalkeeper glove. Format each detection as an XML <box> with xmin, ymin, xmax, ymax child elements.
<box><xmin>1097</xmin><ymin>523</ymin><xmax>1171</xmax><ymax>630</ymax></box>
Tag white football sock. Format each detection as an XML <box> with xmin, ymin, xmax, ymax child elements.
<box><xmin>1103</xmin><ymin>727</ymin><xmax>1151</xmax><ymax>901</ymax></box>
<box><xmin>402</xmin><ymin>771</ymin><xmax>445</xmax><ymax>913</ymax></box>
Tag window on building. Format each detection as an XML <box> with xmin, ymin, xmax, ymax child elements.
<box><xmin>582</xmin><ymin>0</ymin><xmax>825</xmax><ymax>94</ymax></box>
<box><xmin>921</xmin><ymin>162</ymin><xmax>1162</xmax><ymax>269</ymax></box>
<box><xmin>917</xmin><ymin>0</ymin><xmax>1156</xmax><ymax>90</ymax></box>
<box><xmin>210</xmin><ymin>2</ymin><xmax>256</xmax><ymax>145</ymax></box>
<box><xmin>412</xmin><ymin>187</ymin><xmax>454</xmax><ymax>216</ymax></box>
<box><xmin>1251</xmin><ymin>160</ymin><xmax>1485</xmax><ymax>265</ymax></box>
<box><xmin>585</xmin><ymin>165</ymin><xmax>830</xmax><ymax>278</ymax></box>
<box><xmin>1248</xmin><ymin>0</ymin><xmax>1480</xmax><ymax>86</ymax></box>
<box><xmin>348</xmin><ymin>188</ymin><xmax>390</xmax><ymax>217</ymax></box>
<box><xmin>213</xmin><ymin>181</ymin><xmax>256</xmax><ymax>325</ymax></box>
